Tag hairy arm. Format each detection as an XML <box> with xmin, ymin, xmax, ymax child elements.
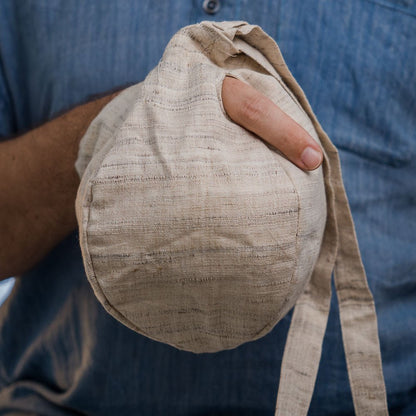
<box><xmin>0</xmin><ymin>93</ymin><xmax>118</xmax><ymax>280</ymax></box>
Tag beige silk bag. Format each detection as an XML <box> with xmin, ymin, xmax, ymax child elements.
<box><xmin>75</xmin><ymin>21</ymin><xmax>389</xmax><ymax>415</ymax></box>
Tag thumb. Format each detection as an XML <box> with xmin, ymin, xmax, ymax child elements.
<box><xmin>222</xmin><ymin>76</ymin><xmax>323</xmax><ymax>171</ymax></box>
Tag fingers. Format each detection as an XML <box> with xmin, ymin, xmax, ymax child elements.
<box><xmin>221</xmin><ymin>76</ymin><xmax>323</xmax><ymax>171</ymax></box>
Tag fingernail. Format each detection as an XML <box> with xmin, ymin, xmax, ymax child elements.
<box><xmin>300</xmin><ymin>147</ymin><xmax>322</xmax><ymax>170</ymax></box>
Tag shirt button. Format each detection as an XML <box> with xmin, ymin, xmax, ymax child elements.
<box><xmin>202</xmin><ymin>0</ymin><xmax>221</xmax><ymax>14</ymax></box>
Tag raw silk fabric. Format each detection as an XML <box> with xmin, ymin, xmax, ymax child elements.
<box><xmin>75</xmin><ymin>22</ymin><xmax>388</xmax><ymax>415</ymax></box>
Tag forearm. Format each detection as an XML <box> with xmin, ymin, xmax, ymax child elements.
<box><xmin>0</xmin><ymin>93</ymin><xmax>118</xmax><ymax>280</ymax></box>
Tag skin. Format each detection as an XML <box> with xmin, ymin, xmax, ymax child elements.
<box><xmin>0</xmin><ymin>77</ymin><xmax>322</xmax><ymax>280</ymax></box>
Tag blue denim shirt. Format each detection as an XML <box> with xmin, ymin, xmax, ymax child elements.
<box><xmin>0</xmin><ymin>1</ymin><xmax>415</xmax><ymax>414</ymax></box>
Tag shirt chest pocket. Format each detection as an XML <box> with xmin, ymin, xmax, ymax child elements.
<box><xmin>365</xmin><ymin>0</ymin><xmax>416</xmax><ymax>16</ymax></box>
<box><xmin>320</xmin><ymin>0</ymin><xmax>416</xmax><ymax>167</ymax></box>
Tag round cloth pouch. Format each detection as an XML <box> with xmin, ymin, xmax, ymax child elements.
<box><xmin>76</xmin><ymin>21</ymin><xmax>388</xmax><ymax>416</ymax></box>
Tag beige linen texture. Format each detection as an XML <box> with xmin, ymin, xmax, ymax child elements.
<box><xmin>75</xmin><ymin>21</ymin><xmax>388</xmax><ymax>416</ymax></box>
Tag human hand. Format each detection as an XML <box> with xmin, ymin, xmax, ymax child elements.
<box><xmin>222</xmin><ymin>76</ymin><xmax>323</xmax><ymax>171</ymax></box>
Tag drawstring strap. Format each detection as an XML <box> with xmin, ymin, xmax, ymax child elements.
<box><xmin>212</xmin><ymin>21</ymin><xmax>389</xmax><ymax>416</ymax></box>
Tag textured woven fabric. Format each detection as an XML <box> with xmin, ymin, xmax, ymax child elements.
<box><xmin>75</xmin><ymin>21</ymin><xmax>388</xmax><ymax>415</ymax></box>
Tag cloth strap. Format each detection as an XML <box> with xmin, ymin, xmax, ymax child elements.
<box><xmin>213</xmin><ymin>21</ymin><xmax>389</xmax><ymax>415</ymax></box>
<box><xmin>275</xmin><ymin>136</ymin><xmax>389</xmax><ymax>415</ymax></box>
